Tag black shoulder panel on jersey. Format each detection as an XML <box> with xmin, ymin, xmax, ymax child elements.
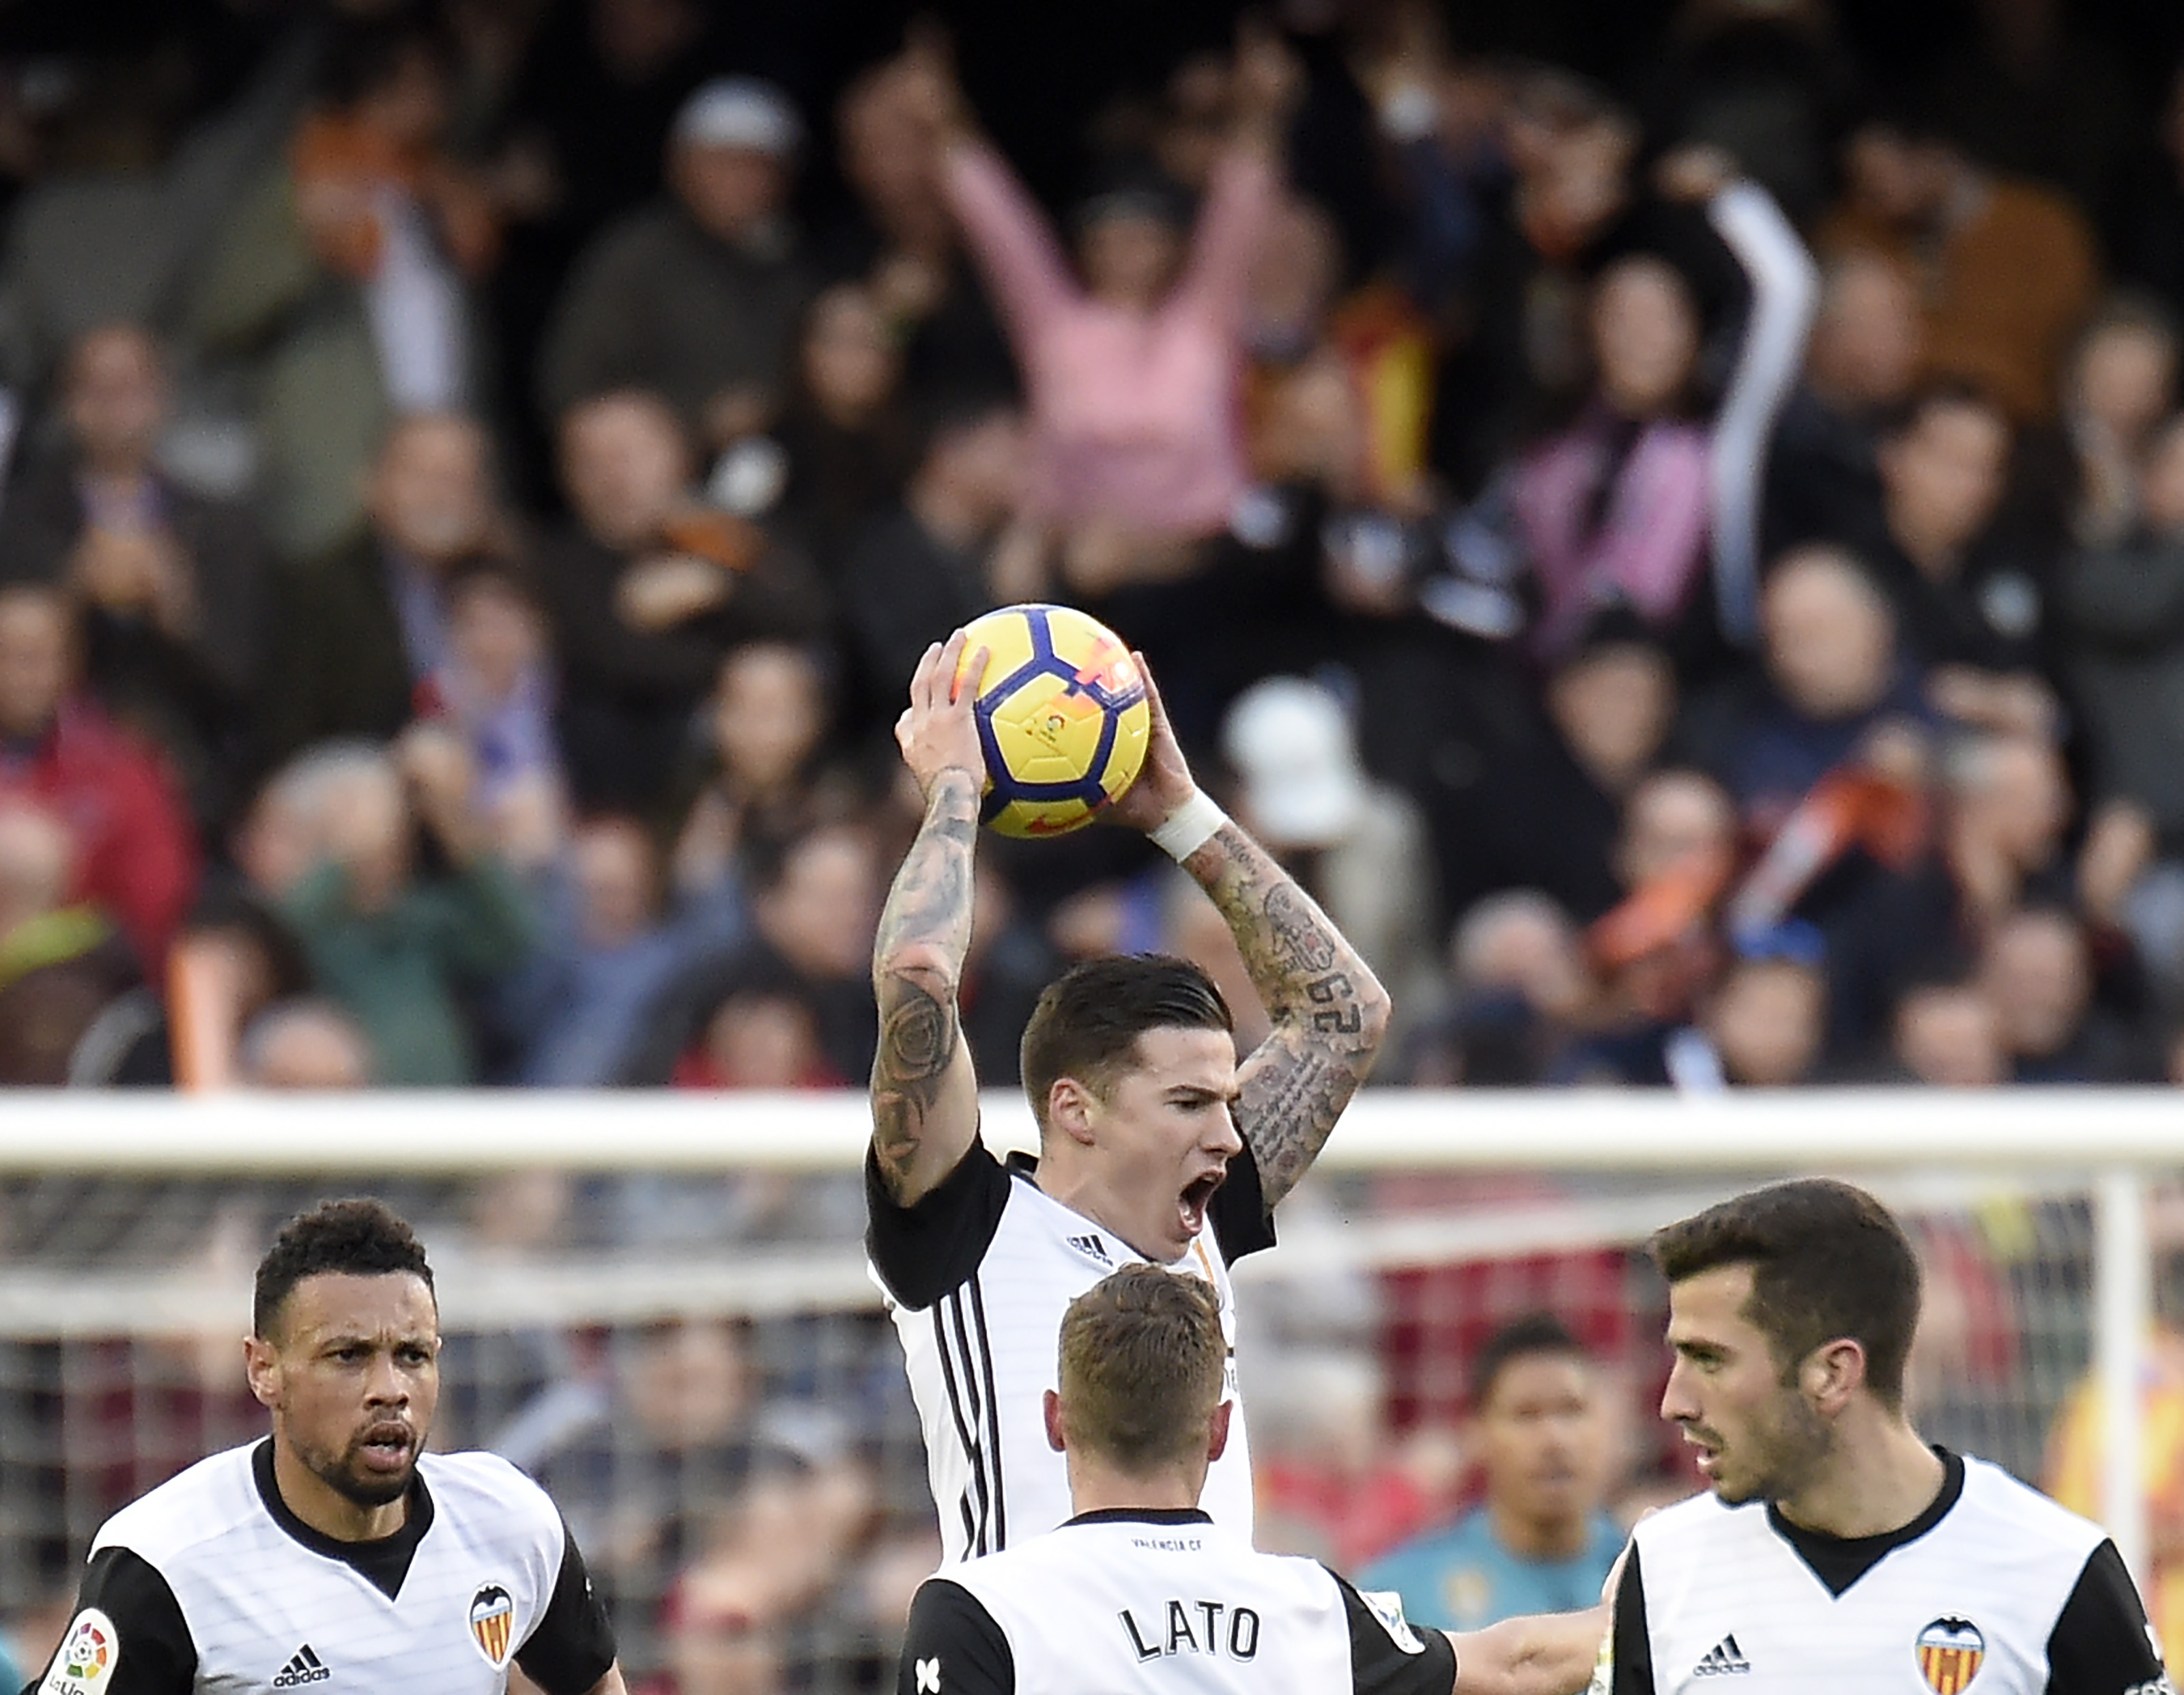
<box><xmin>38</xmin><ymin>1547</ymin><xmax>198</xmax><ymax>1695</ymax></box>
<box><xmin>1209</xmin><ymin>1139</ymin><xmax>1278</xmax><ymax>1264</ymax></box>
<box><xmin>2043</xmin><ymin>1538</ymin><xmax>2168</xmax><ymax>1695</ymax></box>
<box><xmin>900</xmin><ymin>1579</ymin><xmax>1016</xmax><ymax>1695</ymax></box>
<box><xmin>866</xmin><ymin>1139</ymin><xmax>1014</xmax><ymax>1310</ymax></box>
<box><xmin>1609</xmin><ymin>1541</ymin><xmax>1656</xmax><ymax>1695</ymax></box>
<box><xmin>1336</xmin><ymin>1571</ymin><xmax>1457</xmax><ymax>1695</ymax></box>
<box><xmin>515</xmin><ymin>1520</ymin><xmax>618</xmax><ymax>1695</ymax></box>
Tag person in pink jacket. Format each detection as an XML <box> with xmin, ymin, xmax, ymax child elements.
<box><xmin>897</xmin><ymin>31</ymin><xmax>1290</xmax><ymax>538</ymax></box>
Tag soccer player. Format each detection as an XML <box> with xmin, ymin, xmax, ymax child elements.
<box><xmin>26</xmin><ymin>1200</ymin><xmax>623</xmax><ymax>1695</ymax></box>
<box><xmin>1603</xmin><ymin>1179</ymin><xmax>2172</xmax><ymax>1694</ymax></box>
<box><xmin>1363</xmin><ymin>1315</ymin><xmax>1625</xmax><ymax>1631</ymax></box>
<box><xmin>867</xmin><ymin>632</ymin><xmax>1392</xmax><ymax>1560</ymax></box>
<box><xmin>897</xmin><ymin>1266</ymin><xmax>1606</xmax><ymax>1695</ymax></box>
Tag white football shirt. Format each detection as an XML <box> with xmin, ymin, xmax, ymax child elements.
<box><xmin>867</xmin><ymin>1143</ymin><xmax>1274</xmax><ymax>1563</ymax></box>
<box><xmin>32</xmin><ymin>1440</ymin><xmax>614</xmax><ymax>1695</ymax></box>
<box><xmin>898</xmin><ymin>1509</ymin><xmax>1457</xmax><ymax>1695</ymax></box>
<box><xmin>1602</xmin><ymin>1449</ymin><xmax>2173</xmax><ymax>1695</ymax></box>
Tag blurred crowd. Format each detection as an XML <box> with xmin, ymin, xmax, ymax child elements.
<box><xmin>6</xmin><ymin>0</ymin><xmax>2184</xmax><ymax>1091</ymax></box>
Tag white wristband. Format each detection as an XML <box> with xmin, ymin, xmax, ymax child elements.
<box><xmin>1149</xmin><ymin>793</ymin><xmax>1228</xmax><ymax>861</ymax></box>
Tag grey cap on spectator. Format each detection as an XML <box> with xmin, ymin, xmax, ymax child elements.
<box><xmin>673</xmin><ymin>77</ymin><xmax>803</xmax><ymax>158</ymax></box>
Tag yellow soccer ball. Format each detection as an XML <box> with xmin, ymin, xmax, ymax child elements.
<box><xmin>953</xmin><ymin>603</ymin><xmax>1150</xmax><ymax>838</ymax></box>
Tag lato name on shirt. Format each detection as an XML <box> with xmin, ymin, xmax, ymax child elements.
<box><xmin>1120</xmin><ymin>1599</ymin><xmax>1263</xmax><ymax>1663</ymax></box>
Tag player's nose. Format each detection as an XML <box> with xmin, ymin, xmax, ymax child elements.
<box><xmin>1206</xmin><ymin>1105</ymin><xmax>1242</xmax><ymax>1156</ymax></box>
<box><xmin>1659</xmin><ymin>1360</ymin><xmax>1697</xmax><ymax>1423</ymax></box>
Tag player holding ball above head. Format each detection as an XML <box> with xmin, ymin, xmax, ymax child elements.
<box><xmin>25</xmin><ymin>1199</ymin><xmax>622</xmax><ymax>1695</ymax></box>
<box><xmin>867</xmin><ymin>618</ymin><xmax>1392</xmax><ymax>1563</ymax></box>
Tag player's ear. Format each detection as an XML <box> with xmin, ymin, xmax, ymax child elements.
<box><xmin>1043</xmin><ymin>1388</ymin><xmax>1067</xmax><ymax>1452</ymax></box>
<box><xmin>243</xmin><ymin>1331</ymin><xmax>282</xmax><ymax>1411</ymax></box>
<box><xmin>1206</xmin><ymin>1399</ymin><xmax>1233</xmax><ymax>1463</ymax></box>
<box><xmin>1047</xmin><ymin>1077</ymin><xmax>1099</xmax><ymax>1148</ymax></box>
<box><xmin>1802</xmin><ymin>1337</ymin><xmax>1865</xmax><ymax>1414</ymax></box>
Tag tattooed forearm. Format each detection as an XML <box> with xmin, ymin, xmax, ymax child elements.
<box><xmin>871</xmin><ymin>977</ymin><xmax>956</xmax><ymax>1188</ymax></box>
<box><xmin>1183</xmin><ymin>822</ymin><xmax>1391</xmax><ymax>1206</ymax></box>
<box><xmin>869</xmin><ymin>770</ymin><xmax>982</xmax><ymax>1200</ymax></box>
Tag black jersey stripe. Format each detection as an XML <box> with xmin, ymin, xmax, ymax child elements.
<box><xmin>945</xmin><ymin>1288</ymin><xmax>996</xmax><ymax>1554</ymax></box>
<box><xmin>933</xmin><ymin>1296</ymin><xmax>993</xmax><ymax>1555</ymax></box>
<box><xmin>967</xmin><ymin>1272</ymin><xmax>1007</xmax><ymax>1552</ymax></box>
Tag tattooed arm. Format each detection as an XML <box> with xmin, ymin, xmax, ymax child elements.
<box><xmin>1105</xmin><ymin>664</ymin><xmax>1392</xmax><ymax>1210</ymax></box>
<box><xmin>870</xmin><ymin>634</ymin><xmax>986</xmax><ymax>1206</ymax></box>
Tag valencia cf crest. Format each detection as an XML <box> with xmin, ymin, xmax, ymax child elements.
<box><xmin>1916</xmin><ymin>1617</ymin><xmax>1985</xmax><ymax>1694</ymax></box>
<box><xmin>469</xmin><ymin>1584</ymin><xmax>515</xmax><ymax>1668</ymax></box>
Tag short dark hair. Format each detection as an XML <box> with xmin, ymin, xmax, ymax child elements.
<box><xmin>254</xmin><ymin>1199</ymin><xmax>435</xmax><ymax>1339</ymax></box>
<box><xmin>1650</xmin><ymin>1179</ymin><xmax>1921</xmax><ymax>1410</ymax></box>
<box><xmin>1020</xmin><ymin>954</ymin><xmax>1233</xmax><ymax>1130</ymax></box>
<box><xmin>1470</xmin><ymin>1313</ymin><xmax>1587</xmax><ymax>1412</ymax></box>
<box><xmin>1059</xmin><ymin>1265</ymin><xmax>1225</xmax><ymax>1471</ymax></box>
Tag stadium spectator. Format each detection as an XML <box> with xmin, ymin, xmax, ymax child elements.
<box><xmin>1403</xmin><ymin>891</ymin><xmax>1591</xmax><ymax>1087</ymax></box>
<box><xmin>836</xmin><ymin>393</ymin><xmax>1024</xmax><ymax>712</ymax></box>
<box><xmin>0</xmin><ymin>324</ymin><xmax>274</xmax><ymax>831</ymax></box>
<box><xmin>1361</xmin><ymin>1314</ymin><xmax>1622</xmax><ymax>1632</ymax></box>
<box><xmin>894</xmin><ymin>27</ymin><xmax>1286</xmax><ymax>537</ymax></box>
<box><xmin>274</xmin><ymin>728</ymin><xmax>531</xmax><ymax>1085</ymax></box>
<box><xmin>0</xmin><ymin>801</ymin><xmax>139</xmax><ymax>1085</ymax></box>
<box><xmin>1867</xmin><ymin>388</ymin><xmax>2060</xmax><ymax>730</ymax></box>
<box><xmin>2060</xmin><ymin>412</ymin><xmax>2184</xmax><ymax>982</ymax></box>
<box><xmin>0</xmin><ymin>583</ymin><xmax>199</xmax><ymax>975</ymax></box>
<box><xmin>629</xmin><ymin>816</ymin><xmax>881</xmax><ymax>1086</ymax></box>
<box><xmin>1690</xmin><ymin>545</ymin><xmax>1927</xmax><ymax>831</ymax></box>
<box><xmin>1220</xmin><ymin>676</ymin><xmax>1441</xmax><ymax>1034</ymax></box>
<box><xmin>265</xmin><ymin>411</ymin><xmax>508</xmax><ymax>764</ymax></box>
<box><xmin>1762</xmin><ymin>251</ymin><xmax>1924</xmax><ymax>560</ymax></box>
<box><xmin>539</xmin><ymin>77</ymin><xmax>814</xmax><ymax>457</ymax></box>
<box><xmin>767</xmin><ymin>284</ymin><xmax>919</xmax><ymax>588</ymax></box>
<box><xmin>414</xmin><ymin>557</ymin><xmax>566</xmax><ymax>868</ymax></box>
<box><xmin>1977</xmin><ymin>903</ymin><xmax>2144</xmax><ymax>1083</ymax></box>
<box><xmin>503</xmin><ymin>814</ymin><xmax>744</xmax><ymax>1087</ymax></box>
<box><xmin>185</xmin><ymin>10</ymin><xmax>493</xmax><ymax>560</ymax></box>
<box><xmin>1820</xmin><ymin>112</ymin><xmax>2099</xmax><ymax>423</ymax></box>
<box><xmin>1496</xmin><ymin>144</ymin><xmax>1815</xmax><ymax>661</ymax></box>
<box><xmin>235</xmin><ymin>997</ymin><xmax>375</xmax><ymax>1087</ymax></box>
<box><xmin>535</xmin><ymin>389</ymin><xmax>827</xmax><ymax>809</ymax></box>
<box><xmin>1669</xmin><ymin>927</ymin><xmax>1830</xmax><ymax>1089</ymax></box>
<box><xmin>2045</xmin><ymin>296</ymin><xmax>2180</xmax><ymax>549</ymax></box>
<box><xmin>672</xmin><ymin>974</ymin><xmax>839</xmax><ymax>1089</ymax></box>
<box><xmin>1884</xmin><ymin>965</ymin><xmax>2009</xmax><ymax>1087</ymax></box>
<box><xmin>670</xmin><ymin>641</ymin><xmax>850</xmax><ymax>905</ymax></box>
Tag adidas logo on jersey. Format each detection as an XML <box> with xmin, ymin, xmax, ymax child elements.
<box><xmin>272</xmin><ymin>1645</ymin><xmax>330</xmax><ymax>1687</ymax></box>
<box><xmin>1065</xmin><ymin>1234</ymin><xmax>1112</xmax><ymax>1266</ymax></box>
<box><xmin>1693</xmin><ymin>1635</ymin><xmax>1751</xmax><ymax>1677</ymax></box>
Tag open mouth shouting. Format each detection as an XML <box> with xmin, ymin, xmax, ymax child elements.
<box><xmin>1177</xmin><ymin>1167</ymin><xmax>1228</xmax><ymax>1244</ymax></box>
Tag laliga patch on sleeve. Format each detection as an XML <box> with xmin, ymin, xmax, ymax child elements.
<box><xmin>42</xmin><ymin>1608</ymin><xmax>121</xmax><ymax>1694</ymax></box>
<box><xmin>1360</xmin><ymin>1591</ymin><xmax>1426</xmax><ymax>1655</ymax></box>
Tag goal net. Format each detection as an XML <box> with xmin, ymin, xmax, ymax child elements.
<box><xmin>0</xmin><ymin>1091</ymin><xmax>2173</xmax><ymax>1690</ymax></box>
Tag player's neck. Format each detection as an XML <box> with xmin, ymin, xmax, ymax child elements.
<box><xmin>1487</xmin><ymin>1495</ymin><xmax>1590</xmax><ymax>1562</ymax></box>
<box><xmin>1035</xmin><ymin>1166</ymin><xmax>1170</xmax><ymax>1264</ymax></box>
<box><xmin>1068</xmin><ymin>1456</ymin><xmax>1206</xmax><ymax>1517</ymax></box>
<box><xmin>1771</xmin><ymin>1414</ymin><xmax>1944</xmax><ymax>1541</ymax></box>
<box><xmin>271</xmin><ymin>1440</ymin><xmax>411</xmax><ymax>1543</ymax></box>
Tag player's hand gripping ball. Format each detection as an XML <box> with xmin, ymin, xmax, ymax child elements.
<box><xmin>953</xmin><ymin>603</ymin><xmax>1149</xmax><ymax>837</ymax></box>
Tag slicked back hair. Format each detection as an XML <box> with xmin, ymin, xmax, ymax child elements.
<box><xmin>1651</xmin><ymin>1179</ymin><xmax>1921</xmax><ymax>1410</ymax></box>
<box><xmin>1020</xmin><ymin>954</ymin><xmax>1233</xmax><ymax>1133</ymax></box>
<box><xmin>1059</xmin><ymin>1265</ymin><xmax>1226</xmax><ymax>1472</ymax></box>
<box><xmin>254</xmin><ymin>1199</ymin><xmax>435</xmax><ymax>1340</ymax></box>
